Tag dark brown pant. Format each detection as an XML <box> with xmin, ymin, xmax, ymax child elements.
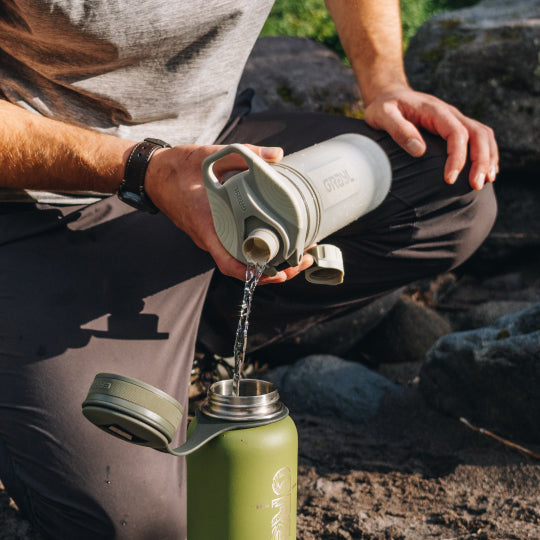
<box><xmin>0</xmin><ymin>112</ymin><xmax>496</xmax><ymax>539</ymax></box>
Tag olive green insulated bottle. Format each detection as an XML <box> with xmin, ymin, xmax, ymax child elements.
<box><xmin>82</xmin><ymin>374</ymin><xmax>297</xmax><ymax>540</ymax></box>
<box><xmin>187</xmin><ymin>379</ymin><xmax>297</xmax><ymax>540</ymax></box>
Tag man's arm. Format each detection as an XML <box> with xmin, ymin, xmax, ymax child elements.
<box><xmin>0</xmin><ymin>99</ymin><xmax>133</xmax><ymax>193</ymax></box>
<box><xmin>325</xmin><ymin>0</ymin><xmax>499</xmax><ymax>190</ymax></box>
<box><xmin>0</xmin><ymin>99</ymin><xmax>311</xmax><ymax>282</ymax></box>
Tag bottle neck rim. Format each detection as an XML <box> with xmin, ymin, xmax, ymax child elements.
<box><xmin>200</xmin><ymin>379</ymin><xmax>286</xmax><ymax>422</ymax></box>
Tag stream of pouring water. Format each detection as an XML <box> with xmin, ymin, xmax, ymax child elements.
<box><xmin>232</xmin><ymin>263</ymin><xmax>265</xmax><ymax>397</ymax></box>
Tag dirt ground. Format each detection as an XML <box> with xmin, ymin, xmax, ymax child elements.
<box><xmin>1</xmin><ymin>383</ymin><xmax>539</xmax><ymax>539</ymax></box>
<box><xmin>294</xmin><ymin>387</ymin><xmax>540</xmax><ymax>539</ymax></box>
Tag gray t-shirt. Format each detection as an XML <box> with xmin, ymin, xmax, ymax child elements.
<box><xmin>0</xmin><ymin>0</ymin><xmax>274</xmax><ymax>203</ymax></box>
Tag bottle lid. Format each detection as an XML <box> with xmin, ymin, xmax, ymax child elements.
<box><xmin>82</xmin><ymin>373</ymin><xmax>183</xmax><ymax>449</ymax></box>
<box><xmin>304</xmin><ymin>244</ymin><xmax>344</xmax><ymax>285</ymax></box>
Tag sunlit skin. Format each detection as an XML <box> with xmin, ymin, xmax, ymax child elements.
<box><xmin>0</xmin><ymin>0</ymin><xmax>498</xmax><ymax>285</ymax></box>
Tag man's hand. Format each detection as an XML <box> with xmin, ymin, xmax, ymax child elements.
<box><xmin>145</xmin><ymin>143</ymin><xmax>314</xmax><ymax>283</ymax></box>
<box><xmin>325</xmin><ymin>0</ymin><xmax>499</xmax><ymax>191</ymax></box>
<box><xmin>363</xmin><ymin>82</ymin><xmax>499</xmax><ymax>190</ymax></box>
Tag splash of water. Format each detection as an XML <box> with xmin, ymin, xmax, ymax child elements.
<box><xmin>232</xmin><ymin>263</ymin><xmax>265</xmax><ymax>397</ymax></box>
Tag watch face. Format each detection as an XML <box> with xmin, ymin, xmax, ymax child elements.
<box><xmin>119</xmin><ymin>190</ymin><xmax>143</xmax><ymax>207</ymax></box>
<box><xmin>118</xmin><ymin>186</ymin><xmax>159</xmax><ymax>213</ymax></box>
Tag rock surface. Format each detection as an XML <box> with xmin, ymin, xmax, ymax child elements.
<box><xmin>419</xmin><ymin>304</ymin><xmax>540</xmax><ymax>442</ymax></box>
<box><xmin>473</xmin><ymin>170</ymin><xmax>540</xmax><ymax>265</ymax></box>
<box><xmin>239</xmin><ymin>36</ymin><xmax>362</xmax><ymax>116</ymax></box>
<box><xmin>462</xmin><ymin>299</ymin><xmax>537</xmax><ymax>329</ymax></box>
<box><xmin>265</xmin><ymin>355</ymin><xmax>402</xmax><ymax>423</ymax></box>
<box><xmin>359</xmin><ymin>294</ymin><xmax>452</xmax><ymax>365</ymax></box>
<box><xmin>404</xmin><ymin>0</ymin><xmax>540</xmax><ymax>172</ymax></box>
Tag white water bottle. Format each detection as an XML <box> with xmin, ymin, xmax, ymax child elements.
<box><xmin>203</xmin><ymin>133</ymin><xmax>391</xmax><ymax>285</ymax></box>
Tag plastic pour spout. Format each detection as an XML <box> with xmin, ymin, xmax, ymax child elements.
<box><xmin>242</xmin><ymin>228</ymin><xmax>280</xmax><ymax>266</ymax></box>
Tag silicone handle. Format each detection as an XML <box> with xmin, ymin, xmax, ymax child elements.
<box><xmin>202</xmin><ymin>144</ymin><xmax>298</xmax><ymax>272</ymax></box>
<box><xmin>168</xmin><ymin>407</ymin><xmax>289</xmax><ymax>457</ymax></box>
<box><xmin>202</xmin><ymin>143</ymin><xmax>275</xmax><ymax>192</ymax></box>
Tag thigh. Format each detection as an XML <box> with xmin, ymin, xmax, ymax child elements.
<box><xmin>0</xmin><ymin>198</ymin><xmax>214</xmax><ymax>539</ymax></box>
<box><xmin>199</xmin><ymin>111</ymin><xmax>497</xmax><ymax>355</ymax></box>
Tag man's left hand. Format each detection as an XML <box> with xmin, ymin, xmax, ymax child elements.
<box><xmin>363</xmin><ymin>82</ymin><xmax>499</xmax><ymax>190</ymax></box>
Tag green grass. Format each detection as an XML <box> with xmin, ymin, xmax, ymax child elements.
<box><xmin>261</xmin><ymin>0</ymin><xmax>481</xmax><ymax>56</ymax></box>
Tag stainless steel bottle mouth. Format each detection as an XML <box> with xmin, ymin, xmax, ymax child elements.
<box><xmin>200</xmin><ymin>379</ymin><xmax>286</xmax><ymax>422</ymax></box>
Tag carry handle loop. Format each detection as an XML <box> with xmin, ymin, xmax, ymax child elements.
<box><xmin>202</xmin><ymin>144</ymin><xmax>275</xmax><ymax>191</ymax></box>
<box><xmin>167</xmin><ymin>408</ymin><xmax>289</xmax><ymax>457</ymax></box>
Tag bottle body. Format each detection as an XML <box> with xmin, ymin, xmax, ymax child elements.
<box><xmin>275</xmin><ymin>133</ymin><xmax>391</xmax><ymax>247</ymax></box>
<box><xmin>187</xmin><ymin>415</ymin><xmax>298</xmax><ymax>540</ymax></box>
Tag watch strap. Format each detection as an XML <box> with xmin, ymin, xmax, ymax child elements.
<box><xmin>119</xmin><ymin>138</ymin><xmax>171</xmax><ymax>213</ymax></box>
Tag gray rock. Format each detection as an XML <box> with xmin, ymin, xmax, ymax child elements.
<box><xmin>461</xmin><ymin>300</ymin><xmax>537</xmax><ymax>329</ymax></box>
<box><xmin>239</xmin><ymin>36</ymin><xmax>362</xmax><ymax>115</ymax></box>
<box><xmin>266</xmin><ymin>354</ymin><xmax>402</xmax><ymax>423</ymax></box>
<box><xmin>469</xmin><ymin>170</ymin><xmax>540</xmax><ymax>267</ymax></box>
<box><xmin>360</xmin><ymin>295</ymin><xmax>452</xmax><ymax>365</ymax></box>
<box><xmin>419</xmin><ymin>303</ymin><xmax>540</xmax><ymax>442</ymax></box>
<box><xmin>404</xmin><ymin>0</ymin><xmax>540</xmax><ymax>172</ymax></box>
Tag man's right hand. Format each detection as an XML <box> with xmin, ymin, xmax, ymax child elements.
<box><xmin>144</xmin><ymin>144</ymin><xmax>314</xmax><ymax>284</ymax></box>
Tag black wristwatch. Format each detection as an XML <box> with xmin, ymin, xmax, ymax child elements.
<box><xmin>118</xmin><ymin>138</ymin><xmax>171</xmax><ymax>213</ymax></box>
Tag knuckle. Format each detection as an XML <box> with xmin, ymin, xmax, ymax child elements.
<box><xmin>454</xmin><ymin>126</ymin><xmax>470</xmax><ymax>145</ymax></box>
<box><xmin>380</xmin><ymin>101</ymin><xmax>395</xmax><ymax>115</ymax></box>
<box><xmin>474</xmin><ymin>123</ymin><xmax>490</xmax><ymax>138</ymax></box>
<box><xmin>484</xmin><ymin>125</ymin><xmax>495</xmax><ymax>138</ymax></box>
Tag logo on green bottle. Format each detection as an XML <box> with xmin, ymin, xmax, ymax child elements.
<box><xmin>271</xmin><ymin>466</ymin><xmax>291</xmax><ymax>539</ymax></box>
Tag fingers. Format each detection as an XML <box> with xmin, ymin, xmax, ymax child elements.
<box><xmin>436</xmin><ymin>111</ymin><xmax>470</xmax><ymax>186</ymax></box>
<box><xmin>366</xmin><ymin>89</ymin><xmax>499</xmax><ymax>190</ymax></box>
<box><xmin>409</xmin><ymin>100</ymin><xmax>499</xmax><ymax>190</ymax></box>
<box><xmin>374</xmin><ymin>92</ymin><xmax>499</xmax><ymax>190</ymax></box>
<box><xmin>259</xmin><ymin>252</ymin><xmax>315</xmax><ymax>285</ymax></box>
<box><xmin>148</xmin><ymin>142</ymin><xmax>289</xmax><ymax>283</ymax></box>
<box><xmin>212</xmin><ymin>249</ymin><xmax>315</xmax><ymax>285</ymax></box>
<box><xmin>256</xmin><ymin>145</ymin><xmax>284</xmax><ymax>162</ymax></box>
<box><xmin>366</xmin><ymin>101</ymin><xmax>427</xmax><ymax>158</ymax></box>
<box><xmin>454</xmin><ymin>112</ymin><xmax>499</xmax><ymax>189</ymax></box>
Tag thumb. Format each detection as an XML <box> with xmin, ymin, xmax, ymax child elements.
<box><xmin>247</xmin><ymin>145</ymin><xmax>284</xmax><ymax>163</ymax></box>
<box><xmin>366</xmin><ymin>101</ymin><xmax>426</xmax><ymax>157</ymax></box>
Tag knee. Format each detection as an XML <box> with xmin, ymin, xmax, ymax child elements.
<box><xmin>407</xmin><ymin>132</ymin><xmax>498</xmax><ymax>273</ymax></box>
<box><xmin>420</xmin><ymin>180</ymin><xmax>498</xmax><ymax>276</ymax></box>
<box><xmin>389</xmin><ymin>137</ymin><xmax>498</xmax><ymax>277</ymax></box>
<box><xmin>453</xmin><ymin>182</ymin><xmax>497</xmax><ymax>268</ymax></box>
